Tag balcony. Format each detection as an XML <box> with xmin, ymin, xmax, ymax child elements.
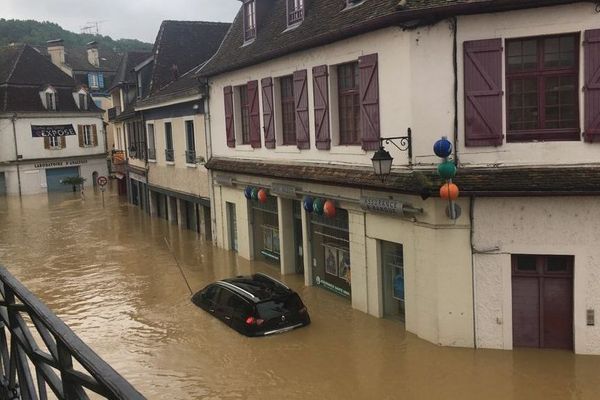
<box><xmin>111</xmin><ymin>150</ymin><xmax>126</xmax><ymax>174</ymax></box>
<box><xmin>148</xmin><ymin>148</ymin><xmax>156</xmax><ymax>161</ymax></box>
<box><xmin>108</xmin><ymin>106</ymin><xmax>121</xmax><ymax>121</ymax></box>
<box><xmin>165</xmin><ymin>149</ymin><xmax>174</xmax><ymax>162</ymax></box>
<box><xmin>185</xmin><ymin>150</ymin><xmax>197</xmax><ymax>164</ymax></box>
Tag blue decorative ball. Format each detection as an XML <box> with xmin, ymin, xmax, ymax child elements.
<box><xmin>433</xmin><ymin>138</ymin><xmax>453</xmax><ymax>159</ymax></box>
<box><xmin>244</xmin><ymin>187</ymin><xmax>253</xmax><ymax>200</ymax></box>
<box><xmin>303</xmin><ymin>197</ymin><xmax>314</xmax><ymax>213</ymax></box>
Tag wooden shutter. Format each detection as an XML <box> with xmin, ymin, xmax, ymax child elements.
<box><xmin>44</xmin><ymin>137</ymin><xmax>50</xmax><ymax>149</ymax></box>
<box><xmin>584</xmin><ymin>29</ymin><xmax>600</xmax><ymax>143</ymax></box>
<box><xmin>78</xmin><ymin>125</ymin><xmax>84</xmax><ymax>147</ymax></box>
<box><xmin>262</xmin><ymin>77</ymin><xmax>276</xmax><ymax>149</ymax></box>
<box><xmin>464</xmin><ymin>39</ymin><xmax>504</xmax><ymax>147</ymax></box>
<box><xmin>294</xmin><ymin>70</ymin><xmax>310</xmax><ymax>149</ymax></box>
<box><xmin>313</xmin><ymin>65</ymin><xmax>331</xmax><ymax>150</ymax></box>
<box><xmin>60</xmin><ymin>136</ymin><xmax>66</xmax><ymax>148</ymax></box>
<box><xmin>92</xmin><ymin>124</ymin><xmax>98</xmax><ymax>146</ymax></box>
<box><xmin>224</xmin><ymin>86</ymin><xmax>235</xmax><ymax>147</ymax></box>
<box><xmin>248</xmin><ymin>80</ymin><xmax>261</xmax><ymax>148</ymax></box>
<box><xmin>359</xmin><ymin>54</ymin><xmax>380</xmax><ymax>151</ymax></box>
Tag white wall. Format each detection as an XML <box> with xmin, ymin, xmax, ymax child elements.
<box><xmin>473</xmin><ymin>196</ymin><xmax>600</xmax><ymax>354</ymax></box>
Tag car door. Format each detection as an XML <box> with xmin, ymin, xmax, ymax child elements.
<box><xmin>215</xmin><ymin>288</ymin><xmax>236</xmax><ymax>325</ymax></box>
<box><xmin>227</xmin><ymin>294</ymin><xmax>253</xmax><ymax>333</ymax></box>
<box><xmin>200</xmin><ymin>285</ymin><xmax>222</xmax><ymax>316</ymax></box>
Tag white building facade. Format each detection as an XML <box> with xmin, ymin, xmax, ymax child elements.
<box><xmin>202</xmin><ymin>0</ymin><xmax>600</xmax><ymax>354</ymax></box>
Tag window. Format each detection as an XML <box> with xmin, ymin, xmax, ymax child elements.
<box><xmin>78</xmin><ymin>92</ymin><xmax>88</xmax><ymax>111</ymax></box>
<box><xmin>287</xmin><ymin>0</ymin><xmax>304</xmax><ymax>25</ymax></box>
<box><xmin>185</xmin><ymin>120</ymin><xmax>196</xmax><ymax>164</ymax></box>
<box><xmin>239</xmin><ymin>85</ymin><xmax>251</xmax><ymax>144</ymax></box>
<box><xmin>147</xmin><ymin>123</ymin><xmax>156</xmax><ymax>160</ymax></box>
<box><xmin>88</xmin><ymin>73</ymin><xmax>99</xmax><ymax>89</ymax></box>
<box><xmin>337</xmin><ymin>62</ymin><xmax>361</xmax><ymax>145</ymax></box>
<box><xmin>82</xmin><ymin>125</ymin><xmax>93</xmax><ymax>146</ymax></box>
<box><xmin>49</xmin><ymin>136</ymin><xmax>61</xmax><ymax>149</ymax></box>
<box><xmin>506</xmin><ymin>34</ymin><xmax>579</xmax><ymax>142</ymax></box>
<box><xmin>280</xmin><ymin>76</ymin><xmax>296</xmax><ymax>145</ymax></box>
<box><xmin>45</xmin><ymin>89</ymin><xmax>57</xmax><ymax>111</ymax></box>
<box><xmin>165</xmin><ymin>122</ymin><xmax>174</xmax><ymax>162</ymax></box>
<box><xmin>137</xmin><ymin>73</ymin><xmax>143</xmax><ymax>98</ymax></box>
<box><xmin>243</xmin><ymin>0</ymin><xmax>256</xmax><ymax>42</ymax></box>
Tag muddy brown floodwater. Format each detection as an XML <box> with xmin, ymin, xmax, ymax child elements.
<box><xmin>1</xmin><ymin>190</ymin><xmax>600</xmax><ymax>399</ymax></box>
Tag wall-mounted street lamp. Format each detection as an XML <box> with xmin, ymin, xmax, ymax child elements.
<box><xmin>371</xmin><ymin>128</ymin><xmax>412</xmax><ymax>182</ymax></box>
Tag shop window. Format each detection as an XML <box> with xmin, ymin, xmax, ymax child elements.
<box><xmin>506</xmin><ymin>34</ymin><xmax>579</xmax><ymax>142</ymax></box>
<box><xmin>252</xmin><ymin>195</ymin><xmax>279</xmax><ymax>263</ymax></box>
<box><xmin>381</xmin><ymin>241</ymin><xmax>405</xmax><ymax>322</ymax></box>
<box><xmin>310</xmin><ymin>208</ymin><xmax>351</xmax><ymax>298</ymax></box>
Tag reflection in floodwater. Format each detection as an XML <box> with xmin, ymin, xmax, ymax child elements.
<box><xmin>0</xmin><ymin>190</ymin><xmax>599</xmax><ymax>399</ymax></box>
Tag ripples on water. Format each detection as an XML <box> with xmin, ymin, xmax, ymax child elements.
<box><xmin>1</xmin><ymin>190</ymin><xmax>600</xmax><ymax>399</ymax></box>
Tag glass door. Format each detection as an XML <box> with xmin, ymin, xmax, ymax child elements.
<box><xmin>381</xmin><ymin>241</ymin><xmax>405</xmax><ymax>322</ymax></box>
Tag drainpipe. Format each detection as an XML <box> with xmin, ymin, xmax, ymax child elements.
<box><xmin>11</xmin><ymin>114</ymin><xmax>22</xmax><ymax>196</ymax></box>
<box><xmin>469</xmin><ymin>195</ymin><xmax>477</xmax><ymax>348</ymax></box>
<box><xmin>452</xmin><ymin>16</ymin><xmax>460</xmax><ymax>166</ymax></box>
<box><xmin>202</xmin><ymin>77</ymin><xmax>217</xmax><ymax>243</ymax></box>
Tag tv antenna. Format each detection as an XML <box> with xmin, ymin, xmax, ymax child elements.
<box><xmin>80</xmin><ymin>21</ymin><xmax>106</xmax><ymax>35</ymax></box>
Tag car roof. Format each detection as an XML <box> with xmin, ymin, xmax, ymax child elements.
<box><xmin>217</xmin><ymin>273</ymin><xmax>292</xmax><ymax>303</ymax></box>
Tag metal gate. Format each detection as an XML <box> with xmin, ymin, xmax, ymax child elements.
<box><xmin>512</xmin><ymin>254</ymin><xmax>574</xmax><ymax>350</ymax></box>
<box><xmin>45</xmin><ymin>167</ymin><xmax>80</xmax><ymax>193</ymax></box>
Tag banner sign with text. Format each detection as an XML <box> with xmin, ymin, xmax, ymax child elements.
<box><xmin>31</xmin><ymin>125</ymin><xmax>76</xmax><ymax>138</ymax></box>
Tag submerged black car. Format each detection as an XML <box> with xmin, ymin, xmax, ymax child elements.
<box><xmin>192</xmin><ymin>273</ymin><xmax>311</xmax><ymax>336</ymax></box>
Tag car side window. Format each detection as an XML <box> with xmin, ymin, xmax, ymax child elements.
<box><xmin>204</xmin><ymin>286</ymin><xmax>221</xmax><ymax>304</ymax></box>
<box><xmin>217</xmin><ymin>288</ymin><xmax>234</xmax><ymax>307</ymax></box>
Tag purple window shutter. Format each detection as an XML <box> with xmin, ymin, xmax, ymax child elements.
<box><xmin>224</xmin><ymin>86</ymin><xmax>235</xmax><ymax>148</ymax></box>
<box><xmin>262</xmin><ymin>77</ymin><xmax>276</xmax><ymax>149</ymax></box>
<box><xmin>248</xmin><ymin>80</ymin><xmax>261</xmax><ymax>148</ymax></box>
<box><xmin>313</xmin><ymin>65</ymin><xmax>331</xmax><ymax>150</ymax></box>
<box><xmin>464</xmin><ymin>39</ymin><xmax>504</xmax><ymax>147</ymax></box>
<box><xmin>359</xmin><ymin>54</ymin><xmax>380</xmax><ymax>151</ymax></box>
<box><xmin>584</xmin><ymin>29</ymin><xmax>600</xmax><ymax>143</ymax></box>
<box><xmin>294</xmin><ymin>69</ymin><xmax>310</xmax><ymax>149</ymax></box>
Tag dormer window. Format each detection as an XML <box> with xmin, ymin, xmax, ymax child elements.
<box><xmin>77</xmin><ymin>89</ymin><xmax>89</xmax><ymax>111</ymax></box>
<box><xmin>345</xmin><ymin>0</ymin><xmax>365</xmax><ymax>8</ymax></box>
<box><xmin>43</xmin><ymin>87</ymin><xmax>57</xmax><ymax>111</ymax></box>
<box><xmin>243</xmin><ymin>0</ymin><xmax>256</xmax><ymax>42</ymax></box>
<box><xmin>287</xmin><ymin>0</ymin><xmax>304</xmax><ymax>26</ymax></box>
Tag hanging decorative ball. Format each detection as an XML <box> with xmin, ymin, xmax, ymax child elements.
<box><xmin>244</xmin><ymin>186</ymin><xmax>253</xmax><ymax>200</ymax></box>
<box><xmin>433</xmin><ymin>137</ymin><xmax>453</xmax><ymax>159</ymax></box>
<box><xmin>437</xmin><ymin>161</ymin><xmax>457</xmax><ymax>180</ymax></box>
<box><xmin>313</xmin><ymin>198</ymin><xmax>324</xmax><ymax>216</ymax></box>
<box><xmin>257</xmin><ymin>188</ymin><xmax>268</xmax><ymax>204</ymax></box>
<box><xmin>439</xmin><ymin>183</ymin><xmax>460</xmax><ymax>201</ymax></box>
<box><xmin>303</xmin><ymin>197</ymin><xmax>314</xmax><ymax>213</ymax></box>
<box><xmin>323</xmin><ymin>200</ymin><xmax>336</xmax><ymax>218</ymax></box>
<box><xmin>251</xmin><ymin>187</ymin><xmax>259</xmax><ymax>201</ymax></box>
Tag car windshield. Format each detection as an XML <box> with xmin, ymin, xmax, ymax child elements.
<box><xmin>256</xmin><ymin>293</ymin><xmax>303</xmax><ymax>320</ymax></box>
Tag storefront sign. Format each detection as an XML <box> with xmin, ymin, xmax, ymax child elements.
<box><xmin>360</xmin><ymin>197</ymin><xmax>406</xmax><ymax>216</ymax></box>
<box><xmin>271</xmin><ymin>183</ymin><xmax>297</xmax><ymax>199</ymax></box>
<box><xmin>34</xmin><ymin>160</ymin><xmax>88</xmax><ymax>169</ymax></box>
<box><xmin>315</xmin><ymin>276</ymin><xmax>350</xmax><ymax>298</ymax></box>
<box><xmin>31</xmin><ymin>125</ymin><xmax>76</xmax><ymax>138</ymax></box>
<box><xmin>215</xmin><ymin>174</ymin><xmax>234</xmax><ymax>187</ymax></box>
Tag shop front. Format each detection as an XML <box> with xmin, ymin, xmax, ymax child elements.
<box><xmin>310</xmin><ymin>207</ymin><xmax>351</xmax><ymax>299</ymax></box>
<box><xmin>250</xmin><ymin>194</ymin><xmax>280</xmax><ymax>265</ymax></box>
<box><xmin>381</xmin><ymin>241</ymin><xmax>405</xmax><ymax>322</ymax></box>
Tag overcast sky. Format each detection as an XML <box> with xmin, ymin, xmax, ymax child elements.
<box><xmin>3</xmin><ymin>0</ymin><xmax>241</xmax><ymax>43</ymax></box>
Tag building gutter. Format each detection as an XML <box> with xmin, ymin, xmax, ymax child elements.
<box><xmin>134</xmin><ymin>94</ymin><xmax>203</xmax><ymax>111</ymax></box>
<box><xmin>11</xmin><ymin>113</ymin><xmax>22</xmax><ymax>196</ymax></box>
<box><xmin>469</xmin><ymin>196</ymin><xmax>477</xmax><ymax>349</ymax></box>
<box><xmin>452</xmin><ymin>16</ymin><xmax>459</xmax><ymax>166</ymax></box>
<box><xmin>202</xmin><ymin>77</ymin><xmax>217</xmax><ymax>242</ymax></box>
<box><xmin>200</xmin><ymin>0</ymin><xmax>591</xmax><ymax>77</ymax></box>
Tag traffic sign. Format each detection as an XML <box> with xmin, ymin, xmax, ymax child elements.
<box><xmin>97</xmin><ymin>176</ymin><xmax>108</xmax><ymax>187</ymax></box>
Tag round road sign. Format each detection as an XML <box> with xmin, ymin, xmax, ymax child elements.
<box><xmin>97</xmin><ymin>176</ymin><xmax>108</xmax><ymax>187</ymax></box>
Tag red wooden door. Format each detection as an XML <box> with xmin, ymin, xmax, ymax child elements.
<box><xmin>512</xmin><ymin>255</ymin><xmax>573</xmax><ymax>350</ymax></box>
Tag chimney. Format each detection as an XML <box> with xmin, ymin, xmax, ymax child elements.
<box><xmin>86</xmin><ymin>41</ymin><xmax>100</xmax><ymax>68</ymax></box>
<box><xmin>47</xmin><ymin>39</ymin><xmax>65</xmax><ymax>67</ymax></box>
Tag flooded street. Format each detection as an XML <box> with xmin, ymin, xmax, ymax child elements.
<box><xmin>1</xmin><ymin>189</ymin><xmax>600</xmax><ymax>399</ymax></box>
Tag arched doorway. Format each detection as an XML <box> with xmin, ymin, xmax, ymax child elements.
<box><xmin>92</xmin><ymin>171</ymin><xmax>99</xmax><ymax>187</ymax></box>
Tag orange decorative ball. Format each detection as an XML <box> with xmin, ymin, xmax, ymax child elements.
<box><xmin>257</xmin><ymin>188</ymin><xmax>268</xmax><ymax>204</ymax></box>
<box><xmin>440</xmin><ymin>183</ymin><xmax>459</xmax><ymax>201</ymax></box>
<box><xmin>323</xmin><ymin>200</ymin><xmax>336</xmax><ymax>218</ymax></box>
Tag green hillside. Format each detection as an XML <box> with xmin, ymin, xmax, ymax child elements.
<box><xmin>0</xmin><ymin>19</ymin><xmax>152</xmax><ymax>52</ymax></box>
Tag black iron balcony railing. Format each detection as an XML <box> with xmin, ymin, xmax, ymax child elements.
<box><xmin>107</xmin><ymin>106</ymin><xmax>121</xmax><ymax>122</ymax></box>
<box><xmin>288</xmin><ymin>8</ymin><xmax>304</xmax><ymax>25</ymax></box>
<box><xmin>147</xmin><ymin>148</ymin><xmax>156</xmax><ymax>161</ymax></box>
<box><xmin>0</xmin><ymin>266</ymin><xmax>145</xmax><ymax>400</ymax></box>
<box><xmin>165</xmin><ymin>149</ymin><xmax>174</xmax><ymax>162</ymax></box>
<box><xmin>185</xmin><ymin>150</ymin><xmax>196</xmax><ymax>164</ymax></box>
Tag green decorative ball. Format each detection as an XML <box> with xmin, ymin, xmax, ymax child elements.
<box><xmin>313</xmin><ymin>198</ymin><xmax>324</xmax><ymax>215</ymax></box>
<box><xmin>437</xmin><ymin>161</ymin><xmax>457</xmax><ymax>180</ymax></box>
<box><xmin>251</xmin><ymin>187</ymin><xmax>259</xmax><ymax>200</ymax></box>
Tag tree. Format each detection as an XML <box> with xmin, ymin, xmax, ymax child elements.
<box><xmin>61</xmin><ymin>176</ymin><xmax>86</xmax><ymax>192</ymax></box>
